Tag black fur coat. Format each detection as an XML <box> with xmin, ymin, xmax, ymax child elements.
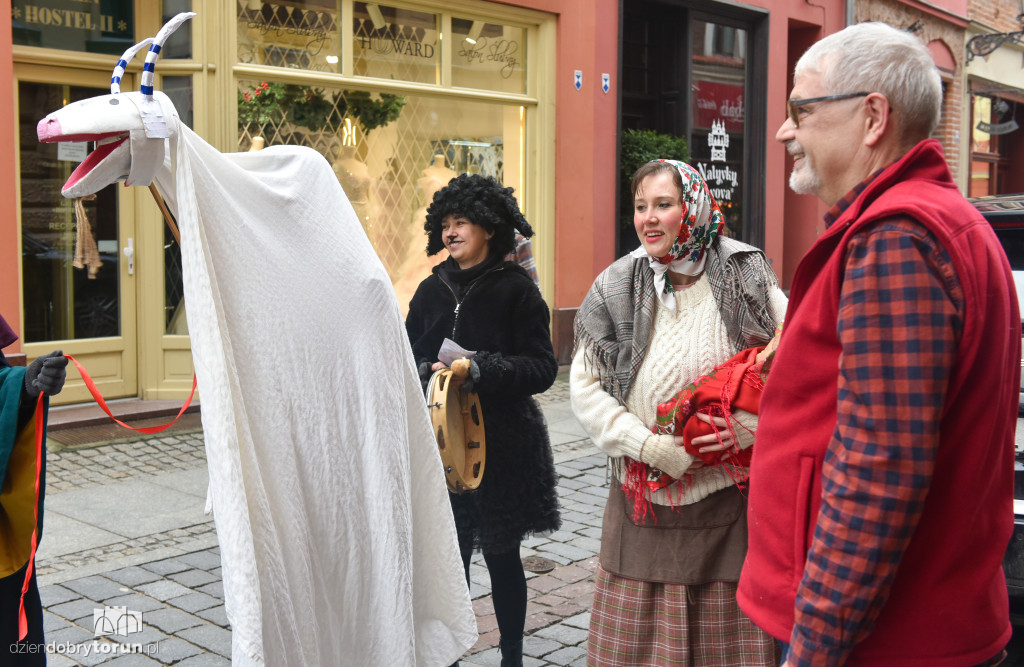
<box><xmin>406</xmin><ymin>256</ymin><xmax>561</xmax><ymax>553</ymax></box>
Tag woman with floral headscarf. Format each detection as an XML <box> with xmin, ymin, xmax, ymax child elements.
<box><xmin>570</xmin><ymin>160</ymin><xmax>786</xmax><ymax>665</ymax></box>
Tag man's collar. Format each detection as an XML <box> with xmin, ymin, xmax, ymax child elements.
<box><xmin>822</xmin><ymin>166</ymin><xmax>889</xmax><ymax>229</ymax></box>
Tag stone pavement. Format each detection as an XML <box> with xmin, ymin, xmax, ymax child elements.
<box><xmin>29</xmin><ymin>373</ymin><xmax>607</xmax><ymax>666</ymax></box>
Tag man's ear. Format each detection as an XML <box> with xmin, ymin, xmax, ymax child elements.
<box><xmin>863</xmin><ymin>93</ymin><xmax>890</xmax><ymax>147</ymax></box>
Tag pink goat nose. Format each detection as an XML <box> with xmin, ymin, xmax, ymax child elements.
<box><xmin>37</xmin><ymin>117</ymin><xmax>63</xmax><ymax>142</ymax></box>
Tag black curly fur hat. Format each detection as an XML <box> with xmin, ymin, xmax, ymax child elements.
<box><xmin>424</xmin><ymin>173</ymin><xmax>534</xmax><ymax>257</ymax></box>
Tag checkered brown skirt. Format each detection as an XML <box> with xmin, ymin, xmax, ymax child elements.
<box><xmin>588</xmin><ymin>565</ymin><xmax>779</xmax><ymax>666</ymax></box>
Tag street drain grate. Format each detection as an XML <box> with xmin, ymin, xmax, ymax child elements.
<box><xmin>522</xmin><ymin>555</ymin><xmax>558</xmax><ymax>574</ymax></box>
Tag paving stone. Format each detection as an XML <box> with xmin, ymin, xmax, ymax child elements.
<box><xmin>538</xmin><ymin>541</ymin><xmax>593</xmax><ymax>562</ymax></box>
<box><xmin>43</xmin><ymin>610</ymin><xmax>71</xmax><ymax>632</ymax></box>
<box><xmin>45</xmin><ymin>654</ymin><xmax>78</xmax><ymax>667</ymax></box>
<box><xmin>535</xmin><ymin>622</ymin><xmax>590</xmax><ymax>646</ymax></box>
<box><xmin>195</xmin><ymin>604</ymin><xmax>229</xmax><ymax>627</ymax></box>
<box><xmin>545</xmin><ymin>645</ymin><xmax>588</xmax><ymax>664</ymax></box>
<box><xmin>136</xmin><ymin>580</ymin><xmax>192</xmax><ymax>601</ymax></box>
<box><xmin>176</xmin><ymin>551</ymin><xmax>222</xmax><ymax>571</ymax></box>
<box><xmin>105</xmin><ymin>566</ymin><xmax>164</xmax><ymax>587</ymax></box>
<box><xmin>197</xmin><ymin>581</ymin><xmax>223</xmax><ymax>599</ymax></box>
<box><xmin>540</xmin><ymin>529</ymin><xmax>577</xmax><ymax>544</ymax></box>
<box><xmin>557</xmin><ymin>477</ymin><xmax>588</xmax><ymax>490</ymax></box>
<box><xmin>103</xmin><ymin>593</ymin><xmax>168</xmax><ymax>613</ymax></box>
<box><xmin>168</xmin><ymin>569</ymin><xmax>218</xmax><ymax>588</ymax></box>
<box><xmin>141</xmin><ymin>559</ymin><xmax>191</xmax><ymax>576</ymax></box>
<box><xmin>566</xmin><ymin>535</ymin><xmax>602</xmax><ymax>555</ymax></box>
<box><xmin>170</xmin><ymin>591</ymin><xmax>221</xmax><ymax>613</ymax></box>
<box><xmin>178</xmin><ymin>624</ymin><xmax>232</xmax><ymax>657</ymax></box>
<box><xmin>102</xmin><ymin>654</ymin><xmax>163</xmax><ymax>666</ymax></box>
<box><xmin>44</xmin><ymin>624</ymin><xmax>95</xmax><ymax>646</ymax></box>
<box><xmin>49</xmin><ymin>597</ymin><xmax>103</xmax><ymax>622</ymax></box>
<box><xmin>39</xmin><ymin>584</ymin><xmax>80</xmax><ymax>606</ymax></box>
<box><xmin>555</xmin><ymin>519</ymin><xmax>586</xmax><ymax>534</ymax></box>
<box><xmin>522</xmin><ymin>635</ymin><xmax>562</xmax><ymax>657</ymax></box>
<box><xmin>148</xmin><ymin>636</ymin><xmax>204</xmax><ymax>664</ymax></box>
<box><xmin>563</xmin><ymin>611</ymin><xmax>591</xmax><ymax>630</ymax></box>
<box><xmin>63</xmin><ymin>575</ymin><xmax>128</xmax><ymax>601</ymax></box>
<box><xmin>142</xmin><ymin>607</ymin><xmax>205</xmax><ymax>634</ymax></box>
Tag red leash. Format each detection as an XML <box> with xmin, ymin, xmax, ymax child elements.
<box><xmin>64</xmin><ymin>354</ymin><xmax>197</xmax><ymax>434</ymax></box>
<box><xmin>16</xmin><ymin>355</ymin><xmax>197</xmax><ymax>640</ymax></box>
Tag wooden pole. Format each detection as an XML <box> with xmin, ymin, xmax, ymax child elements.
<box><xmin>147</xmin><ymin>183</ymin><xmax>180</xmax><ymax>245</ymax></box>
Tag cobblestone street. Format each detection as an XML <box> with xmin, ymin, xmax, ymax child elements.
<box><xmin>32</xmin><ymin>375</ymin><xmax>605</xmax><ymax>666</ymax></box>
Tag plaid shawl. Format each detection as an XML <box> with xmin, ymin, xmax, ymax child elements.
<box><xmin>573</xmin><ymin>236</ymin><xmax>779</xmax><ymax>404</ymax></box>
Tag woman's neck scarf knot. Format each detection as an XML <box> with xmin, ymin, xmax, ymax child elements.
<box><xmin>631</xmin><ymin>159</ymin><xmax>724</xmax><ymax>312</ymax></box>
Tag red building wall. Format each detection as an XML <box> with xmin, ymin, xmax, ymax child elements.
<box><xmin>0</xmin><ymin>0</ymin><xmax>20</xmax><ymax>353</ymax></box>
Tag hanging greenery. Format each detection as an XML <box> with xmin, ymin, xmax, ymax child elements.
<box><xmin>237</xmin><ymin>81</ymin><xmax>406</xmax><ymax>136</ymax></box>
<box><xmin>237</xmin><ymin>81</ymin><xmax>289</xmax><ymax>126</ymax></box>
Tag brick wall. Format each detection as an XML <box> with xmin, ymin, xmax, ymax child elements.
<box><xmin>969</xmin><ymin>0</ymin><xmax>1022</xmax><ymax>33</ymax></box>
<box><xmin>857</xmin><ymin>1</ymin><xmax>964</xmax><ymax>182</ymax></box>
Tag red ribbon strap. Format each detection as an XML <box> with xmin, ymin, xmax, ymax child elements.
<box><xmin>65</xmin><ymin>354</ymin><xmax>197</xmax><ymax>434</ymax></box>
<box><xmin>17</xmin><ymin>356</ymin><xmax>197</xmax><ymax>640</ymax></box>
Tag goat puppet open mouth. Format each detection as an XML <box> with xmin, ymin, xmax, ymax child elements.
<box><xmin>37</xmin><ymin>117</ymin><xmax>130</xmax><ymax>197</ymax></box>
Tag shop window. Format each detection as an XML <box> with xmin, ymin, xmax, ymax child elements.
<box><xmin>690</xmin><ymin>19</ymin><xmax>747</xmax><ymax>237</ymax></box>
<box><xmin>12</xmin><ymin>0</ymin><xmax>134</xmax><ymax>54</ymax></box>
<box><xmin>162</xmin><ymin>76</ymin><xmax>193</xmax><ymax>335</ymax></box>
<box><xmin>238</xmin><ymin>0</ymin><xmax>342</xmax><ymax>73</ymax></box>
<box><xmin>352</xmin><ymin>3</ymin><xmax>440</xmax><ymax>84</ymax></box>
<box><xmin>19</xmin><ymin>81</ymin><xmax>121</xmax><ymax>342</ymax></box>
<box><xmin>970</xmin><ymin>93</ymin><xmax>1023</xmax><ymax>197</ymax></box>
<box><xmin>237</xmin><ymin>79</ymin><xmax>524</xmax><ymax>313</ymax></box>
<box><xmin>451</xmin><ymin>17</ymin><xmax>526</xmax><ymax>94</ymax></box>
<box><xmin>162</xmin><ymin>1</ymin><xmax>193</xmax><ymax>59</ymax></box>
<box><xmin>619</xmin><ymin>2</ymin><xmax>765</xmax><ymax>251</ymax></box>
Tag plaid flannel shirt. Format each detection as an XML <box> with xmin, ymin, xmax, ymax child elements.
<box><xmin>788</xmin><ymin>176</ymin><xmax>965</xmax><ymax>667</ymax></box>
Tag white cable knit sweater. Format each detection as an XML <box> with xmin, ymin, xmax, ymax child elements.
<box><xmin>571</xmin><ymin>272</ymin><xmax>787</xmax><ymax>506</ymax></box>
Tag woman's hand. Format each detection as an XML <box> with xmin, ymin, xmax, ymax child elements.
<box><xmin>690</xmin><ymin>412</ymin><xmax>738</xmax><ymax>456</ymax></box>
<box><xmin>431</xmin><ymin>360</ymin><xmax>470</xmax><ymax>389</ymax></box>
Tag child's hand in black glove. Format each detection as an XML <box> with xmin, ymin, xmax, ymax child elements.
<box><xmin>24</xmin><ymin>350</ymin><xmax>68</xmax><ymax>397</ymax></box>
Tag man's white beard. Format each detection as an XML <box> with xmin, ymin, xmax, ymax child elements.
<box><xmin>789</xmin><ymin>159</ymin><xmax>821</xmax><ymax>196</ymax></box>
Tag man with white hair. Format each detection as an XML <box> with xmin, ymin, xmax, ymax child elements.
<box><xmin>738</xmin><ymin>22</ymin><xmax>1019</xmax><ymax>666</ymax></box>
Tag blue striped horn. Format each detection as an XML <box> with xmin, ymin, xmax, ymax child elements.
<box><xmin>110</xmin><ymin>38</ymin><xmax>153</xmax><ymax>94</ymax></box>
<box><xmin>141</xmin><ymin>12</ymin><xmax>197</xmax><ymax>99</ymax></box>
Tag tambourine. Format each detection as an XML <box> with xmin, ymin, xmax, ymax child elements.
<box><xmin>425</xmin><ymin>358</ymin><xmax>486</xmax><ymax>493</ymax></box>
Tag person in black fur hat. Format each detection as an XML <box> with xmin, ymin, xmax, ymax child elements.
<box><xmin>405</xmin><ymin>174</ymin><xmax>560</xmax><ymax>667</ymax></box>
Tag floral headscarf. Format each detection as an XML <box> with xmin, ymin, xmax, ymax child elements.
<box><xmin>631</xmin><ymin>159</ymin><xmax>724</xmax><ymax>311</ymax></box>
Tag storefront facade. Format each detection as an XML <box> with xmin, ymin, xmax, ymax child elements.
<box><xmin>2</xmin><ymin>0</ymin><xmax>978</xmax><ymax>405</ymax></box>
<box><xmin>1</xmin><ymin>0</ymin><xmax>618</xmax><ymax>402</ymax></box>
<box><xmin>962</xmin><ymin>0</ymin><xmax>1024</xmax><ymax>196</ymax></box>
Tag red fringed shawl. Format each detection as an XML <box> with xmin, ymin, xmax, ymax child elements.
<box><xmin>623</xmin><ymin>345</ymin><xmax>771</xmax><ymax>522</ymax></box>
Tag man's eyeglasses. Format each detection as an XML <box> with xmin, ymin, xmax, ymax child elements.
<box><xmin>786</xmin><ymin>92</ymin><xmax>870</xmax><ymax>128</ymax></box>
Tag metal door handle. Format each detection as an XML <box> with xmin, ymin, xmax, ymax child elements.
<box><xmin>123</xmin><ymin>238</ymin><xmax>134</xmax><ymax>275</ymax></box>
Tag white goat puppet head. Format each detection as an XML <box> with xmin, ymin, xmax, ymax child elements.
<box><xmin>36</xmin><ymin>12</ymin><xmax>195</xmax><ymax>199</ymax></box>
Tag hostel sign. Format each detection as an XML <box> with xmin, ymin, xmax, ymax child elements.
<box><xmin>12</xmin><ymin>0</ymin><xmax>133</xmax><ymax>54</ymax></box>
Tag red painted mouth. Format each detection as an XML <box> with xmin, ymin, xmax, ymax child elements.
<box><xmin>63</xmin><ymin>135</ymin><xmax>128</xmax><ymax>191</ymax></box>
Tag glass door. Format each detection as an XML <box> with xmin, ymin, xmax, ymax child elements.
<box><xmin>16</xmin><ymin>67</ymin><xmax>138</xmax><ymax>403</ymax></box>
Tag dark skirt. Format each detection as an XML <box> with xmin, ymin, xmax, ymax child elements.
<box><xmin>450</xmin><ymin>396</ymin><xmax>561</xmax><ymax>553</ymax></box>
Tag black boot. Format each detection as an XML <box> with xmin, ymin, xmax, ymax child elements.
<box><xmin>499</xmin><ymin>638</ymin><xmax>523</xmax><ymax>667</ymax></box>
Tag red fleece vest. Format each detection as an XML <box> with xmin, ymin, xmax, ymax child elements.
<box><xmin>737</xmin><ymin>140</ymin><xmax>1020</xmax><ymax>666</ymax></box>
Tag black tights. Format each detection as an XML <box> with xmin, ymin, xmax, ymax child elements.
<box><xmin>460</xmin><ymin>543</ymin><xmax>527</xmax><ymax>642</ymax></box>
